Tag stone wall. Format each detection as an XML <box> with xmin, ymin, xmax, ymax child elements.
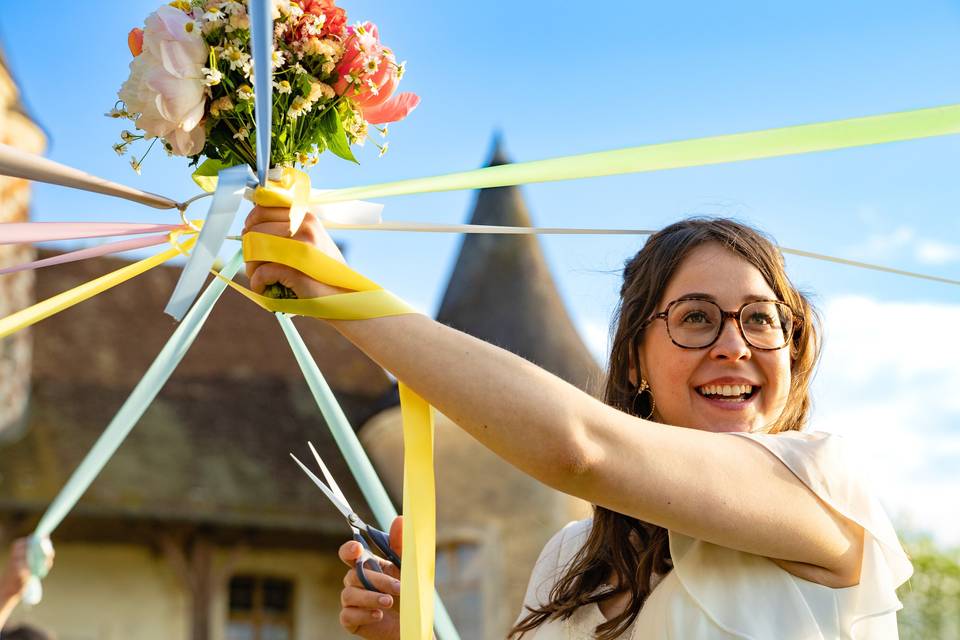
<box><xmin>0</xmin><ymin>55</ymin><xmax>45</xmax><ymax>439</ymax></box>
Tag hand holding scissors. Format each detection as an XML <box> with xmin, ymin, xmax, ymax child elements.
<box><xmin>290</xmin><ymin>443</ymin><xmax>401</xmax><ymax>592</ymax></box>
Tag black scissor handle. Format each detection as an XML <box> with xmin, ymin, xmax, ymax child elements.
<box><xmin>365</xmin><ymin>526</ymin><xmax>402</xmax><ymax>569</ymax></box>
<box><xmin>353</xmin><ymin>532</ymin><xmax>384</xmax><ymax>592</ymax></box>
<box><xmin>356</xmin><ymin>555</ymin><xmax>384</xmax><ymax>592</ymax></box>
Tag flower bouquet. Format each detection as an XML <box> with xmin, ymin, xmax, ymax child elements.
<box><xmin>110</xmin><ymin>0</ymin><xmax>419</xmax><ymax>176</ymax></box>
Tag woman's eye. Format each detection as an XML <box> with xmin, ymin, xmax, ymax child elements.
<box><xmin>681</xmin><ymin>311</ymin><xmax>711</xmax><ymax>324</ymax></box>
<box><xmin>746</xmin><ymin>312</ymin><xmax>776</xmax><ymax>326</ymax></box>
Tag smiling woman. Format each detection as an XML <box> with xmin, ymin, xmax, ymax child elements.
<box><xmin>239</xmin><ymin>209</ymin><xmax>913</xmax><ymax>639</ymax></box>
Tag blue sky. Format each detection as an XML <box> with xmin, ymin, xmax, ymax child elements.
<box><xmin>1</xmin><ymin>1</ymin><xmax>959</xmax><ymax>543</ymax></box>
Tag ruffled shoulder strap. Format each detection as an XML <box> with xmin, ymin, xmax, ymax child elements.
<box><xmin>728</xmin><ymin>429</ymin><xmax>914</xmax><ymax>634</ymax></box>
<box><xmin>729</xmin><ymin>430</ymin><xmax>913</xmax><ymax>585</ymax></box>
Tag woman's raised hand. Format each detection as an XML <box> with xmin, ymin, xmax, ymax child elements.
<box><xmin>338</xmin><ymin>516</ymin><xmax>404</xmax><ymax>639</ymax></box>
<box><xmin>243</xmin><ymin>205</ymin><xmax>349</xmax><ymax>299</ymax></box>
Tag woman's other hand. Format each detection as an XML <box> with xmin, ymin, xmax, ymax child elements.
<box><xmin>0</xmin><ymin>538</ymin><xmax>31</xmax><ymax>603</ymax></box>
<box><xmin>337</xmin><ymin>516</ymin><xmax>404</xmax><ymax>639</ymax></box>
<box><xmin>243</xmin><ymin>205</ymin><xmax>349</xmax><ymax>299</ymax></box>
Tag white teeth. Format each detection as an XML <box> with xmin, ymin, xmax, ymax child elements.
<box><xmin>698</xmin><ymin>384</ymin><xmax>755</xmax><ymax>397</ymax></box>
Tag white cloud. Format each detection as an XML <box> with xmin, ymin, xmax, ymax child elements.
<box><xmin>915</xmin><ymin>240</ymin><xmax>960</xmax><ymax>265</ymax></box>
<box><xmin>812</xmin><ymin>296</ymin><xmax>960</xmax><ymax>546</ymax></box>
<box><xmin>847</xmin><ymin>224</ymin><xmax>960</xmax><ymax>266</ymax></box>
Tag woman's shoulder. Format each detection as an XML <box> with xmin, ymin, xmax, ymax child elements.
<box><xmin>536</xmin><ymin>519</ymin><xmax>593</xmax><ymax>571</ymax></box>
<box><xmin>523</xmin><ymin>519</ymin><xmax>593</xmax><ymax>608</ymax></box>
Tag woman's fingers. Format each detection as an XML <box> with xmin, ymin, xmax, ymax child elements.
<box><xmin>389</xmin><ymin>516</ymin><xmax>403</xmax><ymax>559</ymax></box>
<box><xmin>342</xmin><ymin>565</ymin><xmax>402</xmax><ymax>595</ymax></box>
<box><xmin>248</xmin><ymin>262</ymin><xmax>304</xmax><ymax>296</ymax></box>
<box><xmin>339</xmin><ymin>540</ymin><xmax>364</xmax><ymax>566</ymax></box>
<box><xmin>339</xmin><ymin>605</ymin><xmax>385</xmax><ymax>630</ymax></box>
<box><xmin>341</xmin><ymin>585</ymin><xmax>395</xmax><ymax>610</ymax></box>
<box><xmin>244</xmin><ymin>205</ymin><xmax>294</xmax><ymax>230</ymax></box>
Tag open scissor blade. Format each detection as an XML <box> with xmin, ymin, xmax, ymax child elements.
<box><xmin>308</xmin><ymin>441</ymin><xmax>349</xmax><ymax>506</ymax></box>
<box><xmin>290</xmin><ymin>452</ymin><xmax>353</xmax><ymax>521</ymax></box>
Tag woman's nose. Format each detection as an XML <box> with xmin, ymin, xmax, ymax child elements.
<box><xmin>709</xmin><ymin>317</ymin><xmax>751</xmax><ymax>360</ymax></box>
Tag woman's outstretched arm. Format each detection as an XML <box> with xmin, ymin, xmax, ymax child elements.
<box><xmin>246</xmin><ymin>207</ymin><xmax>863</xmax><ymax>586</ymax></box>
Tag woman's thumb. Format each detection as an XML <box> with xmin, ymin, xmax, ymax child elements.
<box><xmin>390</xmin><ymin>515</ymin><xmax>403</xmax><ymax>559</ymax></box>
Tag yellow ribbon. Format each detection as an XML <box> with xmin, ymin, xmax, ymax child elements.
<box><xmin>230</xmin><ymin>168</ymin><xmax>435</xmax><ymax>640</ymax></box>
<box><xmin>0</xmin><ymin>230</ymin><xmax>197</xmax><ymax>340</ymax></box>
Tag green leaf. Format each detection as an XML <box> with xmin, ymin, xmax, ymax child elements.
<box><xmin>191</xmin><ymin>158</ymin><xmax>232</xmax><ymax>192</ymax></box>
<box><xmin>319</xmin><ymin>107</ymin><xmax>358</xmax><ymax>164</ymax></box>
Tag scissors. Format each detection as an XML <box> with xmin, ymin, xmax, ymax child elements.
<box><xmin>290</xmin><ymin>442</ymin><xmax>401</xmax><ymax>593</ymax></box>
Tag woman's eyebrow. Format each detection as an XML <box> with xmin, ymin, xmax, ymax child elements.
<box><xmin>678</xmin><ymin>292</ymin><xmax>773</xmax><ymax>303</ymax></box>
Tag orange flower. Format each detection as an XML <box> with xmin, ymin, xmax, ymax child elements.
<box><xmin>127</xmin><ymin>28</ymin><xmax>144</xmax><ymax>57</ymax></box>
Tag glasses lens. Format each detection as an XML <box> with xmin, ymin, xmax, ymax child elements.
<box><xmin>667</xmin><ymin>299</ymin><xmax>722</xmax><ymax>347</ymax></box>
<box><xmin>740</xmin><ymin>302</ymin><xmax>793</xmax><ymax>349</ymax></box>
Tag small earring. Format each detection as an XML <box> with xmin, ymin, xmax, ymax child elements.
<box><xmin>634</xmin><ymin>378</ymin><xmax>656</xmax><ymax>420</ymax></box>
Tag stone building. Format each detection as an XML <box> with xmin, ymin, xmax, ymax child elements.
<box><xmin>0</xmin><ymin>44</ymin><xmax>45</xmax><ymax>444</ymax></box>
<box><xmin>0</xmin><ymin>48</ymin><xmax>597</xmax><ymax>640</ymax></box>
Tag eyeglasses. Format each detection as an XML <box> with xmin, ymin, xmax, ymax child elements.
<box><xmin>640</xmin><ymin>298</ymin><xmax>796</xmax><ymax>350</ymax></box>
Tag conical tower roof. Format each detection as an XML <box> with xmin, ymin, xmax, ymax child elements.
<box><xmin>436</xmin><ymin>135</ymin><xmax>601</xmax><ymax>392</ymax></box>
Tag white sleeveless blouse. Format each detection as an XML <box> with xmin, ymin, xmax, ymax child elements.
<box><xmin>515</xmin><ymin>430</ymin><xmax>914</xmax><ymax>639</ymax></box>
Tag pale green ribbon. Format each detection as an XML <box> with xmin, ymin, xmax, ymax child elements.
<box><xmin>23</xmin><ymin>250</ymin><xmax>245</xmax><ymax>605</ymax></box>
<box><xmin>310</xmin><ymin>103</ymin><xmax>960</xmax><ymax>204</ymax></box>
<box><xmin>275</xmin><ymin>313</ymin><xmax>461</xmax><ymax>640</ymax></box>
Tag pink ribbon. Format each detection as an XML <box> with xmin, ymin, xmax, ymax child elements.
<box><xmin>0</xmin><ymin>222</ymin><xmax>185</xmax><ymax>245</ymax></box>
<box><xmin>0</xmin><ymin>234</ymin><xmax>173</xmax><ymax>276</ymax></box>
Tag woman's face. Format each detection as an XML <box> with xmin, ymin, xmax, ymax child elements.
<box><xmin>635</xmin><ymin>242</ymin><xmax>792</xmax><ymax>434</ymax></box>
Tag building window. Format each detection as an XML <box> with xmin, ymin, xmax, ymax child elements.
<box><xmin>435</xmin><ymin>541</ymin><xmax>484</xmax><ymax>640</ymax></box>
<box><xmin>226</xmin><ymin>575</ymin><xmax>294</xmax><ymax>640</ymax></box>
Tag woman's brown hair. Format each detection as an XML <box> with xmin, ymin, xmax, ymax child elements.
<box><xmin>509</xmin><ymin>218</ymin><xmax>822</xmax><ymax>639</ymax></box>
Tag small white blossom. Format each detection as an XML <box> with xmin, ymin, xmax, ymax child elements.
<box><xmin>130</xmin><ymin>158</ymin><xmax>142</xmax><ymax>174</ymax></box>
<box><xmin>233</xmin><ymin>126</ymin><xmax>249</xmax><ymax>141</ymax></box>
<box><xmin>112</xmin><ymin>143</ymin><xmax>126</xmax><ymax>156</ymax></box>
<box><xmin>220</xmin><ymin>44</ymin><xmax>252</xmax><ymax>73</ymax></box>
<box><xmin>202</xmin><ymin>67</ymin><xmax>223</xmax><ymax>86</ymax></box>
<box><xmin>237</xmin><ymin>85</ymin><xmax>254</xmax><ymax>101</ymax></box>
<box><xmin>363</xmin><ymin>55</ymin><xmax>380</xmax><ymax>74</ymax></box>
<box><xmin>287</xmin><ymin>95</ymin><xmax>310</xmax><ymax>119</ymax></box>
<box><xmin>378</xmin><ymin>142</ymin><xmax>389</xmax><ymax>158</ymax></box>
<box><xmin>274</xmin><ymin>79</ymin><xmax>292</xmax><ymax>94</ymax></box>
<box><xmin>271</xmin><ymin>50</ymin><xmax>286</xmax><ymax>69</ymax></box>
<box><xmin>120</xmin><ymin>130</ymin><xmax>136</xmax><ymax>142</ymax></box>
<box><xmin>203</xmin><ymin>7</ymin><xmax>226</xmax><ymax>23</ymax></box>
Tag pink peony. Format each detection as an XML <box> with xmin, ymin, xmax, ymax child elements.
<box><xmin>118</xmin><ymin>6</ymin><xmax>208</xmax><ymax>156</ymax></box>
<box><xmin>333</xmin><ymin>22</ymin><xmax>419</xmax><ymax>125</ymax></box>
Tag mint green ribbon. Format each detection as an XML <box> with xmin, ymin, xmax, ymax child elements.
<box><xmin>310</xmin><ymin>103</ymin><xmax>960</xmax><ymax>204</ymax></box>
<box><xmin>275</xmin><ymin>313</ymin><xmax>461</xmax><ymax>640</ymax></box>
<box><xmin>23</xmin><ymin>250</ymin><xmax>244</xmax><ymax>604</ymax></box>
